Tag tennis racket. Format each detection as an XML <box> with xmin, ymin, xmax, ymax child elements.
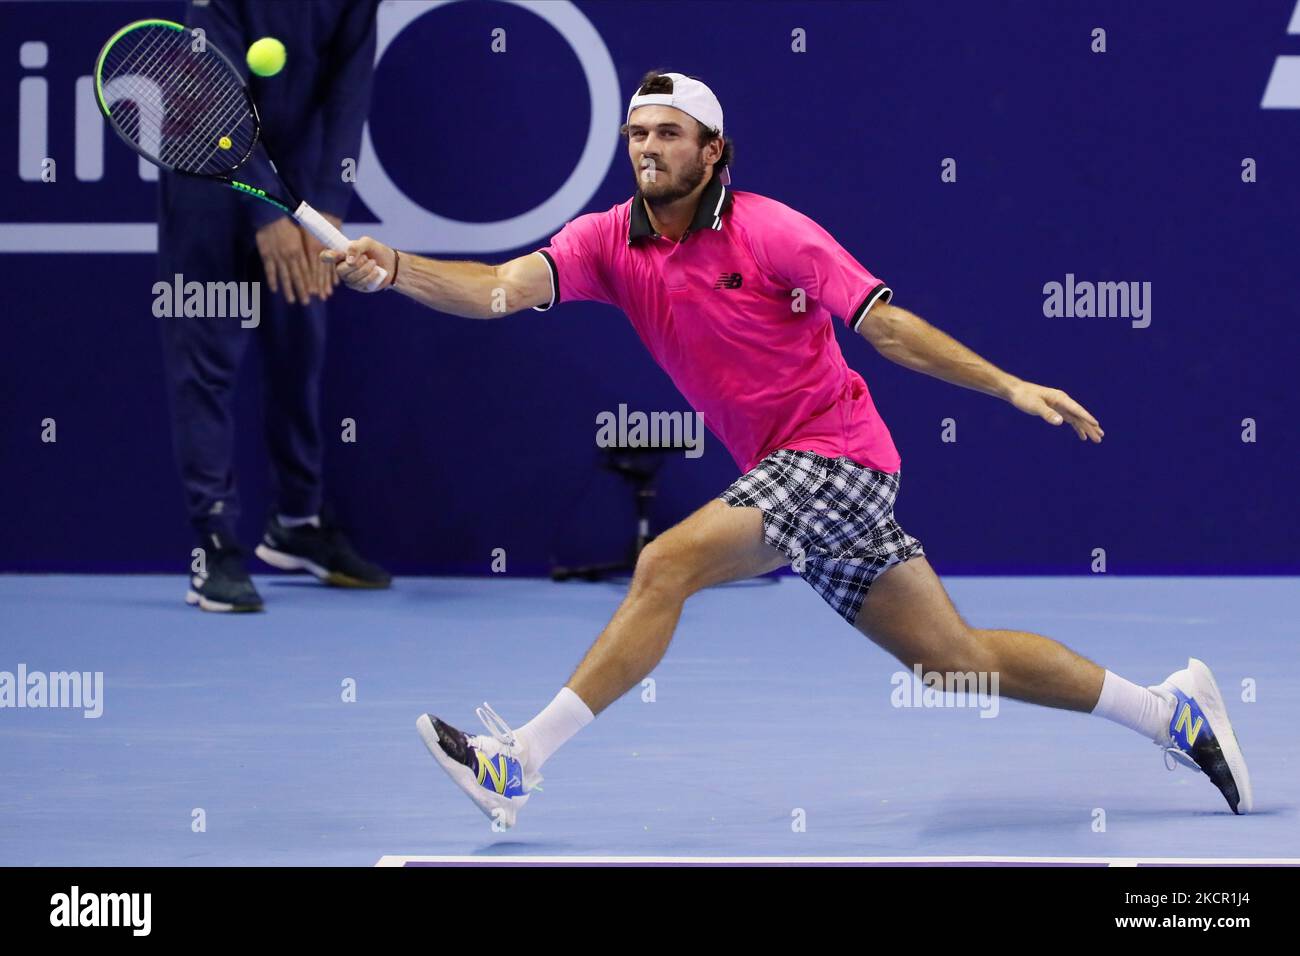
<box><xmin>94</xmin><ymin>18</ymin><xmax>386</xmax><ymax>290</ymax></box>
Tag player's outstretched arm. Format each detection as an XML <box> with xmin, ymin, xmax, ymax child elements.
<box><xmin>322</xmin><ymin>239</ymin><xmax>553</xmax><ymax>319</ymax></box>
<box><xmin>858</xmin><ymin>300</ymin><xmax>1104</xmax><ymax>443</ymax></box>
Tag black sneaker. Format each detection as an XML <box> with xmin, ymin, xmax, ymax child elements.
<box><xmin>254</xmin><ymin>516</ymin><xmax>392</xmax><ymax>588</ymax></box>
<box><xmin>186</xmin><ymin>535</ymin><xmax>264</xmax><ymax>612</ymax></box>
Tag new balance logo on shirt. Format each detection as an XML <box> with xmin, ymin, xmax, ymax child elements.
<box><xmin>713</xmin><ymin>272</ymin><xmax>743</xmax><ymax>290</ymax></box>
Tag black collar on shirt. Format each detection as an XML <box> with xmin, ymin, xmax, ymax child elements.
<box><xmin>628</xmin><ymin>169</ymin><xmax>733</xmax><ymax>246</ymax></box>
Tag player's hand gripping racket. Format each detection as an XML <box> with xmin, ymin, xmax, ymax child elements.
<box><xmin>94</xmin><ymin>18</ymin><xmax>386</xmax><ymax>290</ymax></box>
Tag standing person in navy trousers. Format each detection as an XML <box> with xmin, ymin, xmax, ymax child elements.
<box><xmin>159</xmin><ymin>0</ymin><xmax>389</xmax><ymax>611</ymax></box>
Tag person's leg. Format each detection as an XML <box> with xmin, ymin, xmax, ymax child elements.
<box><xmin>570</xmin><ymin>498</ymin><xmax>786</xmax><ymax>713</ymax></box>
<box><xmin>513</xmin><ymin>498</ymin><xmax>786</xmax><ymax>769</ymax></box>
<box><xmin>501</xmin><ymin>451</ymin><xmax>824</xmax><ymax>776</ymax></box>
<box><xmin>849</xmin><ymin>554</ymin><xmax>1261</xmax><ymax>812</ymax></box>
<box><xmin>157</xmin><ymin>173</ymin><xmax>252</xmax><ymax>541</ymax></box>
<box><xmin>258</xmin><ymin>283</ymin><xmax>326</xmax><ymax>523</ymax></box>
<box><xmin>754</xmin><ymin>454</ymin><xmax>1172</xmax><ymax>739</ymax></box>
<box><xmin>157</xmin><ymin>175</ymin><xmax>264</xmax><ymax>611</ymax></box>
<box><xmin>852</xmin><ymin>555</ymin><xmax>1172</xmax><ymax>739</ymax></box>
<box><xmin>251</xmin><ymin>246</ymin><xmax>390</xmax><ymax>587</ymax></box>
<box><xmin>853</xmin><ymin>555</ymin><xmax>1102</xmax><ymax>709</ymax></box>
<box><xmin>159</xmin><ymin>314</ymin><xmax>249</xmax><ymax>538</ymax></box>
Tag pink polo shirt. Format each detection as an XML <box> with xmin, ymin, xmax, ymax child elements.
<box><xmin>533</xmin><ymin>176</ymin><xmax>900</xmax><ymax>475</ymax></box>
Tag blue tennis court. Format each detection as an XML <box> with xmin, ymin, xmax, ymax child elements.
<box><xmin>1</xmin><ymin>573</ymin><xmax>1292</xmax><ymax>865</ymax></box>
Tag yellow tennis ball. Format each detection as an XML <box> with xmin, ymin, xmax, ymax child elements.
<box><xmin>218</xmin><ymin>135</ymin><xmax>232</xmax><ymax>150</ymax></box>
<box><xmin>246</xmin><ymin>37</ymin><xmax>285</xmax><ymax>78</ymax></box>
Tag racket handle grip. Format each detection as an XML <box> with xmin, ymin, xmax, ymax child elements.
<box><xmin>293</xmin><ymin>201</ymin><xmax>389</xmax><ymax>292</ymax></box>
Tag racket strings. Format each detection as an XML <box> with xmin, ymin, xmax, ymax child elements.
<box><xmin>102</xmin><ymin>33</ymin><xmax>171</xmax><ymax>143</ymax></box>
<box><xmin>102</xmin><ymin>31</ymin><xmax>186</xmax><ymax>143</ymax></box>
<box><xmin>99</xmin><ymin>24</ymin><xmax>256</xmax><ymax>176</ymax></box>
<box><xmin>108</xmin><ymin>35</ymin><xmax>253</xmax><ymax>170</ymax></box>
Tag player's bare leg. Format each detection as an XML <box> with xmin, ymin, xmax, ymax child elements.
<box><xmin>852</xmin><ymin>555</ymin><xmax>1103</xmax><ymax>710</ymax></box>
<box><xmin>417</xmin><ymin>498</ymin><xmax>785</xmax><ymax>827</ymax></box>
<box><xmin>566</xmin><ymin>498</ymin><xmax>786</xmax><ymax>714</ymax></box>
<box><xmin>853</xmin><ymin>555</ymin><xmax>1253</xmax><ymax>812</ymax></box>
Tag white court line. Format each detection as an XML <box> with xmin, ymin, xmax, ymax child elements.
<box><xmin>375</xmin><ymin>854</ymin><xmax>1300</xmax><ymax>867</ymax></box>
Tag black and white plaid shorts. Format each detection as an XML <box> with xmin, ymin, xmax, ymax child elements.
<box><xmin>719</xmin><ymin>449</ymin><xmax>925</xmax><ymax>624</ymax></box>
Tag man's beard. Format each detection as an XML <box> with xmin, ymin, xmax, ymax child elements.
<box><xmin>636</xmin><ymin>152</ymin><xmax>708</xmax><ymax>207</ymax></box>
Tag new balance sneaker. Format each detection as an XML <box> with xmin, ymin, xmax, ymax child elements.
<box><xmin>186</xmin><ymin>535</ymin><xmax>263</xmax><ymax>612</ymax></box>
<box><xmin>1149</xmin><ymin>658</ymin><xmax>1253</xmax><ymax>814</ymax></box>
<box><xmin>254</xmin><ymin>516</ymin><xmax>391</xmax><ymax>588</ymax></box>
<box><xmin>416</xmin><ymin>704</ymin><xmax>542</xmax><ymax>829</ymax></box>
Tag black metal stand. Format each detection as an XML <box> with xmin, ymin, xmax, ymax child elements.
<box><xmin>551</xmin><ymin>447</ymin><xmax>668</xmax><ymax>581</ymax></box>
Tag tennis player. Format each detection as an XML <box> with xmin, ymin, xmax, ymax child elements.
<box><xmin>326</xmin><ymin>72</ymin><xmax>1252</xmax><ymax>823</ymax></box>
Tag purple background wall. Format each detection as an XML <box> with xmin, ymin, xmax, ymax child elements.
<box><xmin>1</xmin><ymin>0</ymin><xmax>1296</xmax><ymax>575</ymax></box>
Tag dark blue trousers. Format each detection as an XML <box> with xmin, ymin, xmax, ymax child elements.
<box><xmin>158</xmin><ymin>173</ymin><xmax>326</xmax><ymax>540</ymax></box>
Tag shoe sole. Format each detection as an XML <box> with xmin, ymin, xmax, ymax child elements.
<box><xmin>416</xmin><ymin>714</ymin><xmax>521</xmax><ymax>829</ymax></box>
<box><xmin>254</xmin><ymin>544</ymin><xmax>390</xmax><ymax>589</ymax></box>
<box><xmin>1183</xmin><ymin>658</ymin><xmax>1254</xmax><ymax>814</ymax></box>
<box><xmin>185</xmin><ymin>590</ymin><xmax>263</xmax><ymax>613</ymax></box>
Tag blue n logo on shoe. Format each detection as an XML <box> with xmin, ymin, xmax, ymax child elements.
<box><xmin>475</xmin><ymin>751</ymin><xmax>526</xmax><ymax>797</ymax></box>
<box><xmin>1170</xmin><ymin>689</ymin><xmax>1211</xmax><ymax>750</ymax></box>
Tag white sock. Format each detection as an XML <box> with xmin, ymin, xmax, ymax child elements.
<box><xmin>277</xmin><ymin>514</ymin><xmax>321</xmax><ymax>529</ymax></box>
<box><xmin>514</xmin><ymin>687</ymin><xmax>594</xmax><ymax>770</ymax></box>
<box><xmin>1092</xmin><ymin>670</ymin><xmax>1173</xmax><ymax>743</ymax></box>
